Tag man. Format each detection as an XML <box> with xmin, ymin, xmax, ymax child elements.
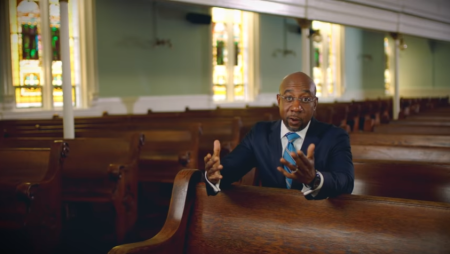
<box><xmin>204</xmin><ymin>72</ymin><xmax>354</xmax><ymax>199</ymax></box>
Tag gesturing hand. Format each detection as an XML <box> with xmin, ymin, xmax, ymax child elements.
<box><xmin>277</xmin><ymin>143</ymin><xmax>316</xmax><ymax>185</ymax></box>
<box><xmin>204</xmin><ymin>140</ymin><xmax>223</xmax><ymax>184</ymax></box>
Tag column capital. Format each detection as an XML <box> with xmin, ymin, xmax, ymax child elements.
<box><xmin>390</xmin><ymin>32</ymin><xmax>400</xmax><ymax>40</ymax></box>
<box><xmin>296</xmin><ymin>18</ymin><xmax>312</xmax><ymax>29</ymax></box>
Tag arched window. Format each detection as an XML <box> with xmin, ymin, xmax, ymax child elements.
<box><xmin>311</xmin><ymin>21</ymin><xmax>343</xmax><ymax>99</ymax></box>
<box><xmin>384</xmin><ymin>36</ymin><xmax>393</xmax><ymax>95</ymax></box>
<box><xmin>12</xmin><ymin>0</ymin><xmax>43</xmax><ymax>108</ymax></box>
<box><xmin>212</xmin><ymin>7</ymin><xmax>255</xmax><ymax>102</ymax></box>
<box><xmin>9</xmin><ymin>0</ymin><xmax>80</xmax><ymax>109</ymax></box>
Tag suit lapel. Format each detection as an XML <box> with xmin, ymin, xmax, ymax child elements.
<box><xmin>268</xmin><ymin>120</ymin><xmax>285</xmax><ymax>185</ymax></box>
<box><xmin>301</xmin><ymin>118</ymin><xmax>321</xmax><ymax>154</ymax></box>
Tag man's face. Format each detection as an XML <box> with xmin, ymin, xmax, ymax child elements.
<box><xmin>277</xmin><ymin>81</ymin><xmax>317</xmax><ymax>132</ymax></box>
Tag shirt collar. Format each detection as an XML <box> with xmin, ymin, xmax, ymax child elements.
<box><xmin>280</xmin><ymin>119</ymin><xmax>311</xmax><ymax>140</ymax></box>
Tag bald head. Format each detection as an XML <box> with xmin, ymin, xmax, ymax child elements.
<box><xmin>276</xmin><ymin>72</ymin><xmax>318</xmax><ymax>132</ymax></box>
<box><xmin>279</xmin><ymin>72</ymin><xmax>316</xmax><ymax>96</ymax></box>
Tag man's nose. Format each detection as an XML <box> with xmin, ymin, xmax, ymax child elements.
<box><xmin>290</xmin><ymin>100</ymin><xmax>303</xmax><ymax>111</ymax></box>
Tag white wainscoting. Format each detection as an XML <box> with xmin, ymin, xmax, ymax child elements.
<box><xmin>2</xmin><ymin>89</ymin><xmax>448</xmax><ymax>120</ymax></box>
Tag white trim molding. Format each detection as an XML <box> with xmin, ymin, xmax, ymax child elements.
<box><xmin>168</xmin><ymin>0</ymin><xmax>450</xmax><ymax>42</ymax></box>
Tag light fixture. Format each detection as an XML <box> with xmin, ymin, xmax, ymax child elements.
<box><xmin>399</xmin><ymin>37</ymin><xmax>407</xmax><ymax>50</ymax></box>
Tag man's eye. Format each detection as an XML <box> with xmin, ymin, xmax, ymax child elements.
<box><xmin>286</xmin><ymin>97</ymin><xmax>294</xmax><ymax>102</ymax></box>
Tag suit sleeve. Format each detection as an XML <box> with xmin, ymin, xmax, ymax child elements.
<box><xmin>309</xmin><ymin>129</ymin><xmax>354</xmax><ymax>200</ymax></box>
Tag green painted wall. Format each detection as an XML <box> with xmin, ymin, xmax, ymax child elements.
<box><xmin>399</xmin><ymin>35</ymin><xmax>433</xmax><ymax>89</ymax></box>
<box><xmin>399</xmin><ymin>35</ymin><xmax>450</xmax><ymax>94</ymax></box>
<box><xmin>259</xmin><ymin>14</ymin><xmax>302</xmax><ymax>93</ymax></box>
<box><xmin>434</xmin><ymin>40</ymin><xmax>450</xmax><ymax>88</ymax></box>
<box><xmin>95</xmin><ymin>0</ymin><xmax>211</xmax><ymax>97</ymax></box>
<box><xmin>344</xmin><ymin>26</ymin><xmax>385</xmax><ymax>97</ymax></box>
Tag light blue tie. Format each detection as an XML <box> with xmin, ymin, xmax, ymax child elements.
<box><xmin>283</xmin><ymin>132</ymin><xmax>300</xmax><ymax>189</ymax></box>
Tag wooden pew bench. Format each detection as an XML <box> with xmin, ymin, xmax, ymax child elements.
<box><xmin>390</xmin><ymin>119</ymin><xmax>450</xmax><ymax>127</ymax></box>
<box><xmin>109</xmin><ymin>169</ymin><xmax>450</xmax><ymax>254</ymax></box>
<box><xmin>0</xmin><ymin>141</ymin><xmax>68</xmax><ymax>254</ymax></box>
<box><xmin>374</xmin><ymin>124</ymin><xmax>450</xmax><ymax>135</ymax></box>
<box><xmin>0</xmin><ymin>135</ymin><xmax>144</xmax><ymax>243</ymax></box>
<box><xmin>350</xmin><ymin>133</ymin><xmax>450</xmax><ymax>148</ymax></box>
<box><xmin>353</xmin><ymin>161</ymin><xmax>450</xmax><ymax>203</ymax></box>
<box><xmin>351</xmin><ymin>144</ymin><xmax>450</xmax><ymax>164</ymax></box>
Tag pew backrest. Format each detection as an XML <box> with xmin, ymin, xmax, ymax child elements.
<box><xmin>0</xmin><ymin>141</ymin><xmax>68</xmax><ymax>253</ymax></box>
<box><xmin>109</xmin><ymin>169</ymin><xmax>450</xmax><ymax>254</ymax></box>
<box><xmin>350</xmin><ymin>133</ymin><xmax>450</xmax><ymax>148</ymax></box>
<box><xmin>351</xmin><ymin>145</ymin><xmax>450</xmax><ymax>164</ymax></box>
<box><xmin>374</xmin><ymin>124</ymin><xmax>450</xmax><ymax>135</ymax></box>
<box><xmin>353</xmin><ymin>161</ymin><xmax>450</xmax><ymax>203</ymax></box>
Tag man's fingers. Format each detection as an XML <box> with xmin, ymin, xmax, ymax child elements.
<box><xmin>306</xmin><ymin>143</ymin><xmax>315</xmax><ymax>160</ymax></box>
<box><xmin>205</xmin><ymin>157</ymin><xmax>220</xmax><ymax>171</ymax></box>
<box><xmin>208</xmin><ymin>173</ymin><xmax>223</xmax><ymax>181</ymax></box>
<box><xmin>291</xmin><ymin>151</ymin><xmax>308</xmax><ymax>171</ymax></box>
<box><xmin>213</xmin><ymin>140</ymin><xmax>221</xmax><ymax>157</ymax></box>
<box><xmin>280</xmin><ymin>158</ymin><xmax>299</xmax><ymax>173</ymax></box>
<box><xmin>297</xmin><ymin>150</ymin><xmax>311</xmax><ymax>169</ymax></box>
<box><xmin>204</xmin><ymin>153</ymin><xmax>211</xmax><ymax>163</ymax></box>
<box><xmin>277</xmin><ymin>167</ymin><xmax>291</xmax><ymax>178</ymax></box>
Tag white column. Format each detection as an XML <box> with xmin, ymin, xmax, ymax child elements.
<box><xmin>392</xmin><ymin>34</ymin><xmax>400</xmax><ymax>120</ymax></box>
<box><xmin>39</xmin><ymin>0</ymin><xmax>53</xmax><ymax>110</ymax></box>
<box><xmin>297</xmin><ymin>19</ymin><xmax>311</xmax><ymax>76</ymax></box>
<box><xmin>60</xmin><ymin>0</ymin><xmax>74</xmax><ymax>138</ymax></box>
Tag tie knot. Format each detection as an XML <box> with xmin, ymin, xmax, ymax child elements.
<box><xmin>286</xmin><ymin>132</ymin><xmax>300</xmax><ymax>143</ymax></box>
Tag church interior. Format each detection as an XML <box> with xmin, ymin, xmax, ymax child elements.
<box><xmin>1</xmin><ymin>0</ymin><xmax>450</xmax><ymax>253</ymax></box>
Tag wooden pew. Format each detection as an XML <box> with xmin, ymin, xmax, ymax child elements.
<box><xmin>390</xmin><ymin>119</ymin><xmax>450</xmax><ymax>127</ymax></box>
<box><xmin>351</xmin><ymin>145</ymin><xmax>450</xmax><ymax>164</ymax></box>
<box><xmin>1</xmin><ymin>135</ymin><xmax>144</xmax><ymax>244</ymax></box>
<box><xmin>373</xmin><ymin>124</ymin><xmax>450</xmax><ymax>135</ymax></box>
<box><xmin>60</xmin><ymin>135</ymin><xmax>145</xmax><ymax>244</ymax></box>
<box><xmin>1</xmin><ymin>116</ymin><xmax>240</xmax><ymax>171</ymax></box>
<box><xmin>0</xmin><ymin>141</ymin><xmax>68</xmax><ymax>254</ymax></box>
<box><xmin>350</xmin><ymin>133</ymin><xmax>450</xmax><ymax>148</ymax></box>
<box><xmin>109</xmin><ymin>169</ymin><xmax>450</xmax><ymax>254</ymax></box>
<box><xmin>353</xmin><ymin>161</ymin><xmax>450</xmax><ymax>203</ymax></box>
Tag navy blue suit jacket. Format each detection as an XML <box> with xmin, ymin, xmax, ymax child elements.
<box><xmin>214</xmin><ymin>118</ymin><xmax>354</xmax><ymax>199</ymax></box>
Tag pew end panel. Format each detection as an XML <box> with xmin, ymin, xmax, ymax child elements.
<box><xmin>109</xmin><ymin>169</ymin><xmax>202</xmax><ymax>254</ymax></box>
<box><xmin>0</xmin><ymin>141</ymin><xmax>68</xmax><ymax>253</ymax></box>
<box><xmin>62</xmin><ymin>134</ymin><xmax>144</xmax><ymax>243</ymax></box>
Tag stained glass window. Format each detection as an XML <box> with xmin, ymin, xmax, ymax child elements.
<box><xmin>311</xmin><ymin>21</ymin><xmax>342</xmax><ymax>98</ymax></box>
<box><xmin>212</xmin><ymin>8</ymin><xmax>247</xmax><ymax>102</ymax></box>
<box><xmin>384</xmin><ymin>37</ymin><xmax>392</xmax><ymax>95</ymax></box>
<box><xmin>9</xmin><ymin>0</ymin><xmax>79</xmax><ymax>109</ymax></box>
<box><xmin>11</xmin><ymin>0</ymin><xmax>43</xmax><ymax>108</ymax></box>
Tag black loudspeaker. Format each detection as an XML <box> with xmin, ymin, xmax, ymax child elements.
<box><xmin>186</xmin><ymin>13</ymin><xmax>212</xmax><ymax>25</ymax></box>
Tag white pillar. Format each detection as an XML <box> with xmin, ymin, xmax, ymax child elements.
<box><xmin>392</xmin><ymin>34</ymin><xmax>400</xmax><ymax>120</ymax></box>
<box><xmin>39</xmin><ymin>0</ymin><xmax>53</xmax><ymax>110</ymax></box>
<box><xmin>60</xmin><ymin>0</ymin><xmax>74</xmax><ymax>138</ymax></box>
<box><xmin>297</xmin><ymin>19</ymin><xmax>311</xmax><ymax>76</ymax></box>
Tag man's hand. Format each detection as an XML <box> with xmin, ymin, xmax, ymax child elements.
<box><xmin>204</xmin><ymin>140</ymin><xmax>223</xmax><ymax>184</ymax></box>
<box><xmin>277</xmin><ymin>143</ymin><xmax>316</xmax><ymax>185</ymax></box>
